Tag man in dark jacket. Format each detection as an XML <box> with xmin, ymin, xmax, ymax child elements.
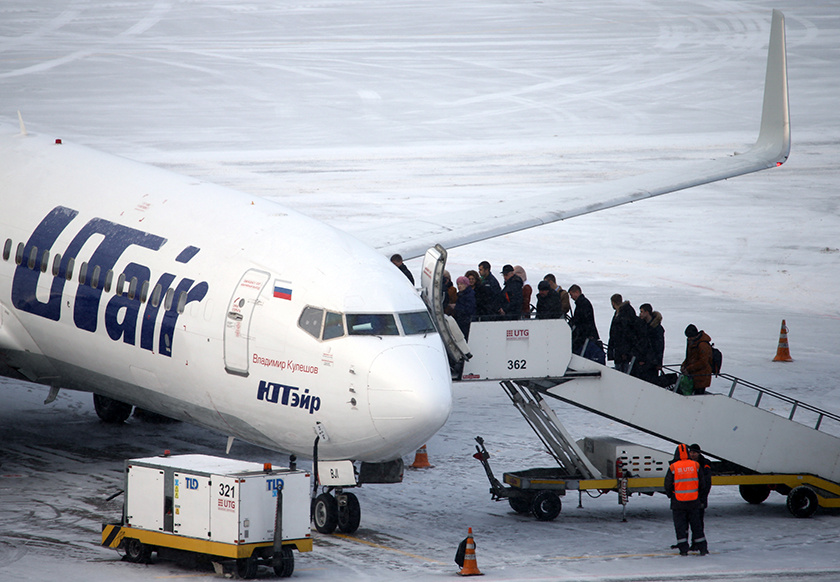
<box><xmin>390</xmin><ymin>254</ymin><xmax>414</xmax><ymax>284</ymax></box>
<box><xmin>637</xmin><ymin>303</ymin><xmax>665</xmax><ymax>383</ymax></box>
<box><xmin>607</xmin><ymin>294</ymin><xmax>643</xmax><ymax>373</ymax></box>
<box><xmin>664</xmin><ymin>443</ymin><xmax>710</xmax><ymax>555</ymax></box>
<box><xmin>681</xmin><ymin>324</ymin><xmax>713</xmax><ymax>394</ymax></box>
<box><xmin>474</xmin><ymin>261</ymin><xmax>501</xmax><ymax>318</ymax></box>
<box><xmin>535</xmin><ymin>280</ymin><xmax>564</xmax><ymax>319</ymax></box>
<box><xmin>499</xmin><ymin>264</ymin><xmax>524</xmax><ymax>320</ymax></box>
<box><xmin>568</xmin><ymin>285</ymin><xmax>602</xmax><ymax>362</ymax></box>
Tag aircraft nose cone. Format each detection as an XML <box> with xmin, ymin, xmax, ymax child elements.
<box><xmin>367</xmin><ymin>344</ymin><xmax>453</xmax><ymax>457</ymax></box>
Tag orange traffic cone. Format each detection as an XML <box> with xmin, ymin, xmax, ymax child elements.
<box><xmin>457</xmin><ymin>528</ymin><xmax>483</xmax><ymax>576</ymax></box>
<box><xmin>409</xmin><ymin>444</ymin><xmax>433</xmax><ymax>469</ymax></box>
<box><xmin>773</xmin><ymin>319</ymin><xmax>794</xmax><ymax>362</ymax></box>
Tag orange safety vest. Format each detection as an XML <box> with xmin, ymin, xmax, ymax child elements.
<box><xmin>670</xmin><ymin>458</ymin><xmax>700</xmax><ymax>501</ymax></box>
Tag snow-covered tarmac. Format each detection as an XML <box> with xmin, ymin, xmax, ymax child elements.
<box><xmin>2</xmin><ymin>0</ymin><xmax>840</xmax><ymax>580</ymax></box>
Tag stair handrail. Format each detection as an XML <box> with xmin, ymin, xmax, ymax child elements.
<box><xmin>662</xmin><ymin>364</ymin><xmax>840</xmax><ymax>432</ymax></box>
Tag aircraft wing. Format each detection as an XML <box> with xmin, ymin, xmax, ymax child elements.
<box><xmin>355</xmin><ymin>10</ymin><xmax>790</xmax><ymax>261</ymax></box>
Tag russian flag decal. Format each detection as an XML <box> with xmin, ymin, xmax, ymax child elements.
<box><xmin>274</xmin><ymin>280</ymin><xmax>292</xmax><ymax>300</ymax></box>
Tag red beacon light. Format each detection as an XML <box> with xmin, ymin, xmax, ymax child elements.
<box><xmin>55</xmin><ymin>138</ymin><xmax>62</xmax><ymax>145</ymax></box>
<box><xmin>263</xmin><ymin>463</ymin><xmax>272</xmax><ymax>472</ymax></box>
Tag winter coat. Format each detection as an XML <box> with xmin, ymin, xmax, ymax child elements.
<box><xmin>453</xmin><ymin>286</ymin><xmax>476</xmax><ymax>340</ymax></box>
<box><xmin>682</xmin><ymin>331</ymin><xmax>713</xmax><ymax>391</ymax></box>
<box><xmin>500</xmin><ymin>274</ymin><xmax>524</xmax><ymax>319</ymax></box>
<box><xmin>521</xmin><ymin>283</ymin><xmax>533</xmax><ymax>317</ymax></box>
<box><xmin>607</xmin><ymin>301</ymin><xmax>643</xmax><ymax>365</ymax></box>
<box><xmin>475</xmin><ymin>273</ymin><xmax>502</xmax><ymax>317</ymax></box>
<box><xmin>569</xmin><ymin>294</ymin><xmax>600</xmax><ymax>355</ymax></box>
<box><xmin>637</xmin><ymin>311</ymin><xmax>665</xmax><ymax>382</ymax></box>
<box><xmin>536</xmin><ymin>288</ymin><xmax>564</xmax><ymax>320</ymax></box>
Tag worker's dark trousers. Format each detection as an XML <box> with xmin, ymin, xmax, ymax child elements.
<box><xmin>672</xmin><ymin>505</ymin><xmax>706</xmax><ymax>553</ymax></box>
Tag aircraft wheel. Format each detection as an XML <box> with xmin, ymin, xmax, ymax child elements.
<box><xmin>508</xmin><ymin>495</ymin><xmax>532</xmax><ymax>514</ymax></box>
<box><xmin>337</xmin><ymin>491</ymin><xmax>361</xmax><ymax>534</ymax></box>
<box><xmin>123</xmin><ymin>538</ymin><xmax>151</xmax><ymax>563</ymax></box>
<box><xmin>531</xmin><ymin>491</ymin><xmax>562</xmax><ymax>521</ymax></box>
<box><xmin>313</xmin><ymin>493</ymin><xmax>338</xmax><ymax>534</ymax></box>
<box><xmin>739</xmin><ymin>484</ymin><xmax>771</xmax><ymax>504</ymax></box>
<box><xmin>787</xmin><ymin>486</ymin><xmax>818</xmax><ymax>518</ymax></box>
<box><xmin>93</xmin><ymin>394</ymin><xmax>133</xmax><ymax>424</ymax></box>
<box><xmin>272</xmin><ymin>546</ymin><xmax>294</xmax><ymax>578</ymax></box>
<box><xmin>236</xmin><ymin>555</ymin><xmax>258</xmax><ymax>579</ymax></box>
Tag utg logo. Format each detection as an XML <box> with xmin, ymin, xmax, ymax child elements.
<box><xmin>506</xmin><ymin>329</ymin><xmax>529</xmax><ymax>340</ymax></box>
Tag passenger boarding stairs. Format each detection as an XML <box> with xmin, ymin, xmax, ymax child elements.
<box><xmin>418</xmin><ymin>245</ymin><xmax>840</xmax><ymax>487</ymax></box>
<box><xmin>460</xmin><ymin>319</ymin><xmax>840</xmax><ymax>487</ymax></box>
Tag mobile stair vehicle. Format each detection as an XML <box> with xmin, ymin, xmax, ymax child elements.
<box><xmin>421</xmin><ymin>246</ymin><xmax>840</xmax><ymax>521</ymax></box>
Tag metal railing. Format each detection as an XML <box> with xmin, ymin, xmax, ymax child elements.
<box><xmin>662</xmin><ymin>365</ymin><xmax>840</xmax><ymax>434</ymax></box>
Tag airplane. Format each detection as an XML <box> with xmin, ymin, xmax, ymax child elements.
<box><xmin>0</xmin><ymin>10</ymin><xmax>789</xmax><ymax>534</ymax></box>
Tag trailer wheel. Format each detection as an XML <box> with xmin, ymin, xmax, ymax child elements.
<box><xmin>508</xmin><ymin>495</ymin><xmax>531</xmax><ymax>514</ymax></box>
<box><xmin>273</xmin><ymin>546</ymin><xmax>294</xmax><ymax>578</ymax></box>
<box><xmin>531</xmin><ymin>491</ymin><xmax>562</xmax><ymax>521</ymax></box>
<box><xmin>313</xmin><ymin>493</ymin><xmax>338</xmax><ymax>534</ymax></box>
<box><xmin>337</xmin><ymin>492</ymin><xmax>361</xmax><ymax>534</ymax></box>
<box><xmin>739</xmin><ymin>484</ymin><xmax>771</xmax><ymax>504</ymax></box>
<box><xmin>123</xmin><ymin>538</ymin><xmax>151</xmax><ymax>563</ymax></box>
<box><xmin>787</xmin><ymin>486</ymin><xmax>818</xmax><ymax>518</ymax></box>
<box><xmin>236</xmin><ymin>555</ymin><xmax>258</xmax><ymax>579</ymax></box>
<box><xmin>93</xmin><ymin>394</ymin><xmax>133</xmax><ymax>424</ymax></box>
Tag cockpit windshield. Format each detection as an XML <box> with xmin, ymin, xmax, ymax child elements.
<box><xmin>298</xmin><ymin>308</ymin><xmax>436</xmax><ymax>340</ymax></box>
<box><xmin>399</xmin><ymin>311</ymin><xmax>435</xmax><ymax>335</ymax></box>
<box><xmin>346</xmin><ymin>313</ymin><xmax>399</xmax><ymax>336</ymax></box>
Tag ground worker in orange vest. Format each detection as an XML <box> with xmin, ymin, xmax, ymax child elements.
<box><xmin>664</xmin><ymin>443</ymin><xmax>711</xmax><ymax>555</ymax></box>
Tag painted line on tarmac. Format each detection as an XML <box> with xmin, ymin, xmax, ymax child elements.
<box><xmin>333</xmin><ymin>533</ymin><xmax>446</xmax><ymax>564</ymax></box>
<box><xmin>552</xmin><ymin>551</ymin><xmax>679</xmax><ymax>560</ymax></box>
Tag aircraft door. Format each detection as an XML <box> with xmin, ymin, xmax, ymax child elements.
<box><xmin>420</xmin><ymin>244</ymin><xmax>468</xmax><ymax>362</ymax></box>
<box><xmin>224</xmin><ymin>269</ymin><xmax>270</xmax><ymax>376</ymax></box>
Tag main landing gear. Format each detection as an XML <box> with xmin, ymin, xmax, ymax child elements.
<box><xmin>93</xmin><ymin>394</ymin><xmax>133</xmax><ymax>423</ymax></box>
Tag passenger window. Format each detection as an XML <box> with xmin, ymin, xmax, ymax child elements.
<box><xmin>151</xmin><ymin>284</ymin><xmax>162</xmax><ymax>308</ymax></box>
<box><xmin>65</xmin><ymin>257</ymin><xmax>75</xmax><ymax>281</ymax></box>
<box><xmin>128</xmin><ymin>277</ymin><xmax>138</xmax><ymax>300</ymax></box>
<box><xmin>176</xmin><ymin>291</ymin><xmax>187</xmax><ymax>314</ymax></box>
<box><xmin>15</xmin><ymin>243</ymin><xmax>24</xmax><ymax>265</ymax></box>
<box><xmin>2</xmin><ymin>239</ymin><xmax>11</xmax><ymax>261</ymax></box>
<box><xmin>139</xmin><ymin>281</ymin><xmax>150</xmax><ymax>303</ymax></box>
<box><xmin>116</xmin><ymin>273</ymin><xmax>126</xmax><ymax>295</ymax></box>
<box><xmin>52</xmin><ymin>253</ymin><xmax>62</xmax><ymax>277</ymax></box>
<box><xmin>298</xmin><ymin>307</ymin><xmax>324</xmax><ymax>339</ymax></box>
<box><xmin>90</xmin><ymin>265</ymin><xmax>101</xmax><ymax>289</ymax></box>
<box><xmin>346</xmin><ymin>314</ymin><xmax>399</xmax><ymax>336</ymax></box>
<box><xmin>40</xmin><ymin>250</ymin><xmax>49</xmax><ymax>273</ymax></box>
<box><xmin>400</xmin><ymin>311</ymin><xmax>435</xmax><ymax>335</ymax></box>
<box><xmin>164</xmin><ymin>288</ymin><xmax>174</xmax><ymax>311</ymax></box>
<box><xmin>78</xmin><ymin>262</ymin><xmax>88</xmax><ymax>285</ymax></box>
<box><xmin>104</xmin><ymin>270</ymin><xmax>113</xmax><ymax>293</ymax></box>
<box><xmin>323</xmin><ymin>311</ymin><xmax>345</xmax><ymax>340</ymax></box>
<box><xmin>27</xmin><ymin>246</ymin><xmax>38</xmax><ymax>270</ymax></box>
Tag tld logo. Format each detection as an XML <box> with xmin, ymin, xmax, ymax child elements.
<box><xmin>185</xmin><ymin>477</ymin><xmax>199</xmax><ymax>490</ymax></box>
<box><xmin>266</xmin><ymin>478</ymin><xmax>284</xmax><ymax>497</ymax></box>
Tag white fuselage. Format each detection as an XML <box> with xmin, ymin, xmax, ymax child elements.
<box><xmin>0</xmin><ymin>131</ymin><xmax>453</xmax><ymax>462</ymax></box>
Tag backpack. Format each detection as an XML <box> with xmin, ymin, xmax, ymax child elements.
<box><xmin>703</xmin><ymin>341</ymin><xmax>723</xmax><ymax>376</ymax></box>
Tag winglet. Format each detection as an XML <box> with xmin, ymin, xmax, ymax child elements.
<box><xmin>753</xmin><ymin>9</ymin><xmax>790</xmax><ymax>165</ymax></box>
<box><xmin>17</xmin><ymin>110</ymin><xmax>27</xmax><ymax>136</ymax></box>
